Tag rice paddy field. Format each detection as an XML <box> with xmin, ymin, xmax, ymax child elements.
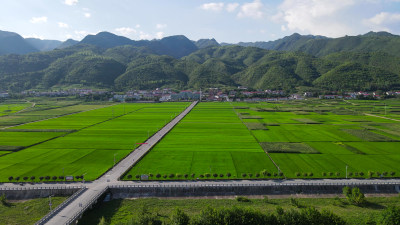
<box><xmin>0</xmin><ymin>101</ymin><xmax>189</xmax><ymax>182</ymax></box>
<box><xmin>124</xmin><ymin>99</ymin><xmax>400</xmax><ymax>180</ymax></box>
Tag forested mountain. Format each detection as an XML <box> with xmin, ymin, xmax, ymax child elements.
<box><xmin>235</xmin><ymin>32</ymin><xmax>400</xmax><ymax>57</ymax></box>
<box><xmin>0</xmin><ymin>30</ymin><xmax>399</xmax><ymax>93</ymax></box>
<box><xmin>25</xmin><ymin>38</ymin><xmax>62</xmax><ymax>51</ymax></box>
<box><xmin>0</xmin><ymin>30</ymin><xmax>38</xmax><ymax>55</ymax></box>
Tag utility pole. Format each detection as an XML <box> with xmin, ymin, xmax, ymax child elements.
<box><xmin>49</xmin><ymin>195</ymin><xmax>52</xmax><ymax>211</ymax></box>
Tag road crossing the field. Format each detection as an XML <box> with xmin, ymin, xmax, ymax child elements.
<box><xmin>42</xmin><ymin>101</ymin><xmax>198</xmax><ymax>225</ymax></box>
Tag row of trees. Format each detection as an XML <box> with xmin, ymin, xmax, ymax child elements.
<box><xmin>126</xmin><ymin>170</ymin><xmax>285</xmax><ymax>180</ymax></box>
<box><xmin>7</xmin><ymin>175</ymin><xmax>84</xmax><ymax>182</ymax></box>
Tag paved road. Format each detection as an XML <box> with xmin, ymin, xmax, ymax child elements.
<box><xmin>42</xmin><ymin>101</ymin><xmax>198</xmax><ymax>225</ymax></box>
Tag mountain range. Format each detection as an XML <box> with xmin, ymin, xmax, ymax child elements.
<box><xmin>0</xmin><ymin>30</ymin><xmax>399</xmax><ymax>93</ymax></box>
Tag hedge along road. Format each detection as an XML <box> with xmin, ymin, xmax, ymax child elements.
<box><xmin>42</xmin><ymin>101</ymin><xmax>198</xmax><ymax>225</ymax></box>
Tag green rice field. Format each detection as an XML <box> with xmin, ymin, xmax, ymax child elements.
<box><xmin>0</xmin><ymin>102</ymin><xmax>189</xmax><ymax>182</ymax></box>
<box><xmin>124</xmin><ymin>99</ymin><xmax>400</xmax><ymax>180</ymax></box>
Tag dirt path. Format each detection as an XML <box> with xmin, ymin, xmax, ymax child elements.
<box><xmin>364</xmin><ymin>113</ymin><xmax>400</xmax><ymax>122</ymax></box>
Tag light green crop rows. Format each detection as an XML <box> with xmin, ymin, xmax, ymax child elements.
<box><xmin>0</xmin><ymin>102</ymin><xmax>189</xmax><ymax>182</ymax></box>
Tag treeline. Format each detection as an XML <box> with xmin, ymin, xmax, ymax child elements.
<box><xmin>97</xmin><ymin>204</ymin><xmax>400</xmax><ymax>225</ymax></box>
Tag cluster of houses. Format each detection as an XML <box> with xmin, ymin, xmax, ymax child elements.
<box><xmin>2</xmin><ymin>88</ymin><xmax>400</xmax><ymax>102</ymax></box>
<box><xmin>20</xmin><ymin>89</ymin><xmax>108</xmax><ymax>97</ymax></box>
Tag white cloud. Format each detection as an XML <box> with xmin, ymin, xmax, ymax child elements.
<box><xmin>22</xmin><ymin>34</ymin><xmax>45</xmax><ymax>39</ymax></box>
<box><xmin>115</xmin><ymin>27</ymin><xmax>137</xmax><ymax>36</ymax></box>
<box><xmin>156</xmin><ymin>24</ymin><xmax>167</xmax><ymax>29</ymax></box>
<box><xmin>139</xmin><ymin>31</ymin><xmax>152</xmax><ymax>40</ymax></box>
<box><xmin>135</xmin><ymin>24</ymin><xmax>141</xmax><ymax>28</ymax></box>
<box><xmin>367</xmin><ymin>12</ymin><xmax>400</xmax><ymax>25</ymax></box>
<box><xmin>64</xmin><ymin>0</ymin><xmax>78</xmax><ymax>6</ymax></box>
<box><xmin>226</xmin><ymin>3</ymin><xmax>239</xmax><ymax>12</ymax></box>
<box><xmin>155</xmin><ymin>32</ymin><xmax>164</xmax><ymax>39</ymax></box>
<box><xmin>58</xmin><ymin>22</ymin><xmax>69</xmax><ymax>28</ymax></box>
<box><xmin>274</xmin><ymin>0</ymin><xmax>356</xmax><ymax>37</ymax></box>
<box><xmin>201</xmin><ymin>2</ymin><xmax>225</xmax><ymax>12</ymax></box>
<box><xmin>84</xmin><ymin>12</ymin><xmax>91</xmax><ymax>18</ymax></box>
<box><xmin>238</xmin><ymin>0</ymin><xmax>264</xmax><ymax>19</ymax></box>
<box><xmin>30</xmin><ymin>16</ymin><xmax>48</xmax><ymax>24</ymax></box>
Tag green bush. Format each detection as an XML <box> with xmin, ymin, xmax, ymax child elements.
<box><xmin>378</xmin><ymin>206</ymin><xmax>400</xmax><ymax>225</ymax></box>
<box><xmin>236</xmin><ymin>196</ymin><xmax>251</xmax><ymax>202</ymax></box>
<box><xmin>343</xmin><ymin>186</ymin><xmax>366</xmax><ymax>206</ymax></box>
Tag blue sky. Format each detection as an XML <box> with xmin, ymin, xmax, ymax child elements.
<box><xmin>1</xmin><ymin>0</ymin><xmax>400</xmax><ymax>42</ymax></box>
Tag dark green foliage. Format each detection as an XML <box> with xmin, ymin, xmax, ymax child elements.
<box><xmin>170</xmin><ymin>208</ymin><xmax>190</xmax><ymax>225</ymax></box>
<box><xmin>236</xmin><ymin>196</ymin><xmax>251</xmax><ymax>202</ymax></box>
<box><xmin>378</xmin><ymin>206</ymin><xmax>400</xmax><ymax>225</ymax></box>
<box><xmin>0</xmin><ymin>193</ymin><xmax>9</xmax><ymax>206</ymax></box>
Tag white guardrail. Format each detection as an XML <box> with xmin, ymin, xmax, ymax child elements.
<box><xmin>34</xmin><ymin>187</ymin><xmax>87</xmax><ymax>225</ymax></box>
<box><xmin>108</xmin><ymin>181</ymin><xmax>400</xmax><ymax>189</ymax></box>
<box><xmin>64</xmin><ymin>187</ymin><xmax>109</xmax><ymax>225</ymax></box>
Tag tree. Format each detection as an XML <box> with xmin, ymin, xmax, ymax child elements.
<box><xmin>295</xmin><ymin>172</ymin><xmax>301</xmax><ymax>177</ymax></box>
<box><xmin>127</xmin><ymin>175</ymin><xmax>132</xmax><ymax>179</ymax></box>
<box><xmin>242</xmin><ymin>173</ymin><xmax>247</xmax><ymax>177</ymax></box>
<box><xmin>226</xmin><ymin>173</ymin><xmax>231</xmax><ymax>178</ymax></box>
<box><xmin>213</xmin><ymin>173</ymin><xmax>218</xmax><ymax>178</ymax></box>
<box><xmin>368</xmin><ymin>171</ymin><xmax>374</xmax><ymax>178</ymax></box>
<box><xmin>170</xmin><ymin>208</ymin><xmax>190</xmax><ymax>225</ymax></box>
<box><xmin>135</xmin><ymin>175</ymin><xmax>140</xmax><ymax>179</ymax></box>
<box><xmin>308</xmin><ymin>172</ymin><xmax>313</xmax><ymax>177</ymax></box>
<box><xmin>219</xmin><ymin>174</ymin><xmax>224</xmax><ymax>178</ymax></box>
<box><xmin>30</xmin><ymin>176</ymin><xmax>35</xmax><ymax>181</ymax></box>
<box><xmin>390</xmin><ymin>171</ymin><xmax>396</xmax><ymax>176</ymax></box>
<box><xmin>8</xmin><ymin>176</ymin><xmax>13</xmax><ymax>181</ymax></box>
<box><xmin>184</xmin><ymin>174</ymin><xmax>189</xmax><ymax>178</ymax></box>
<box><xmin>59</xmin><ymin>176</ymin><xmax>64</xmax><ymax>180</ymax></box>
<box><xmin>205</xmin><ymin>173</ymin><xmax>211</xmax><ymax>178</ymax></box>
<box><xmin>52</xmin><ymin>176</ymin><xmax>57</xmax><ymax>180</ymax></box>
<box><xmin>156</xmin><ymin>174</ymin><xmax>161</xmax><ymax>178</ymax></box>
<box><xmin>322</xmin><ymin>172</ymin><xmax>327</xmax><ymax>177</ymax></box>
<box><xmin>261</xmin><ymin>169</ymin><xmax>267</xmax><ymax>178</ymax></box>
<box><xmin>343</xmin><ymin>186</ymin><xmax>366</xmax><ymax>206</ymax></box>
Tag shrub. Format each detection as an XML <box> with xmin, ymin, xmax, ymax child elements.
<box><xmin>0</xmin><ymin>194</ymin><xmax>8</xmax><ymax>206</ymax></box>
<box><xmin>360</xmin><ymin>172</ymin><xmax>365</xmax><ymax>176</ymax></box>
<box><xmin>45</xmin><ymin>176</ymin><xmax>50</xmax><ymax>180</ymax></box>
<box><xmin>170</xmin><ymin>208</ymin><xmax>190</xmax><ymax>225</ymax></box>
<box><xmin>236</xmin><ymin>196</ymin><xmax>251</xmax><ymax>202</ymax></box>
<box><xmin>267</xmin><ymin>172</ymin><xmax>271</xmax><ymax>177</ymax></box>
<box><xmin>74</xmin><ymin>175</ymin><xmax>79</xmax><ymax>180</ymax></box>
<box><xmin>176</xmin><ymin>174</ymin><xmax>182</xmax><ymax>178</ymax></box>
<box><xmin>368</xmin><ymin>171</ymin><xmax>374</xmax><ymax>178</ymax></box>
<box><xmin>336</xmin><ymin>172</ymin><xmax>340</xmax><ymax>177</ymax></box>
<box><xmin>8</xmin><ymin>176</ymin><xmax>13</xmax><ymax>181</ymax></box>
<box><xmin>295</xmin><ymin>172</ymin><xmax>301</xmax><ymax>177</ymax></box>
<box><xmin>52</xmin><ymin>176</ymin><xmax>57</xmax><ymax>180</ymax></box>
<box><xmin>322</xmin><ymin>172</ymin><xmax>327</xmax><ymax>176</ymax></box>
<box><xmin>348</xmin><ymin>172</ymin><xmax>353</xmax><ymax>176</ymax></box>
<box><xmin>135</xmin><ymin>175</ymin><xmax>140</xmax><ymax>179</ymax></box>
<box><xmin>191</xmin><ymin>173</ymin><xmax>195</xmax><ymax>178</ymax></box>
<box><xmin>39</xmin><ymin>176</ymin><xmax>44</xmax><ymax>181</ymax></box>
<box><xmin>278</xmin><ymin>172</ymin><xmax>284</xmax><ymax>177</ymax></box>
<box><xmin>390</xmin><ymin>171</ymin><xmax>396</xmax><ymax>176</ymax></box>
<box><xmin>248</xmin><ymin>173</ymin><xmax>253</xmax><ymax>177</ymax></box>
<box><xmin>59</xmin><ymin>176</ymin><xmax>64</xmax><ymax>180</ymax></box>
<box><xmin>156</xmin><ymin>174</ymin><xmax>161</xmax><ymax>178</ymax></box>
<box><xmin>213</xmin><ymin>173</ymin><xmax>218</xmax><ymax>178</ymax></box>
<box><xmin>23</xmin><ymin>176</ymin><xmax>28</xmax><ymax>181</ymax></box>
<box><xmin>205</xmin><ymin>173</ymin><xmax>211</xmax><ymax>178</ymax></box>
<box><xmin>219</xmin><ymin>174</ymin><xmax>224</xmax><ymax>177</ymax></box>
<box><xmin>273</xmin><ymin>172</ymin><xmax>278</xmax><ymax>177</ymax></box>
<box><xmin>242</xmin><ymin>173</ymin><xmax>247</xmax><ymax>177</ymax></box>
<box><xmin>127</xmin><ymin>174</ymin><xmax>132</xmax><ymax>179</ymax></box>
<box><xmin>329</xmin><ymin>172</ymin><xmax>333</xmax><ymax>176</ymax></box>
<box><xmin>290</xmin><ymin>198</ymin><xmax>303</xmax><ymax>208</ymax></box>
<box><xmin>343</xmin><ymin>186</ymin><xmax>366</xmax><ymax>206</ymax></box>
<box><xmin>15</xmin><ymin>177</ymin><xmax>20</xmax><ymax>181</ymax></box>
<box><xmin>163</xmin><ymin>175</ymin><xmax>167</xmax><ymax>178</ymax></box>
<box><xmin>382</xmin><ymin>171</ymin><xmax>388</xmax><ymax>176</ymax></box>
<box><xmin>184</xmin><ymin>174</ymin><xmax>189</xmax><ymax>178</ymax></box>
<box><xmin>199</xmin><ymin>174</ymin><xmax>204</xmax><ymax>178</ymax></box>
<box><xmin>255</xmin><ymin>173</ymin><xmax>260</xmax><ymax>177</ymax></box>
<box><xmin>169</xmin><ymin>174</ymin><xmax>175</xmax><ymax>178</ymax></box>
<box><xmin>308</xmin><ymin>172</ymin><xmax>313</xmax><ymax>177</ymax></box>
<box><xmin>226</xmin><ymin>173</ymin><xmax>231</xmax><ymax>177</ymax></box>
<box><xmin>303</xmin><ymin>173</ymin><xmax>308</xmax><ymax>177</ymax></box>
<box><xmin>376</xmin><ymin>171</ymin><xmax>381</xmax><ymax>177</ymax></box>
<box><xmin>354</xmin><ymin>172</ymin><xmax>359</xmax><ymax>176</ymax></box>
<box><xmin>149</xmin><ymin>173</ymin><xmax>154</xmax><ymax>178</ymax></box>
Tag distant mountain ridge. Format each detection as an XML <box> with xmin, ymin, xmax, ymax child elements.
<box><xmin>234</xmin><ymin>32</ymin><xmax>400</xmax><ymax>57</ymax></box>
<box><xmin>0</xmin><ymin>29</ymin><xmax>399</xmax><ymax>93</ymax></box>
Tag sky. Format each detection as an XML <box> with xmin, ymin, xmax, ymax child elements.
<box><xmin>1</xmin><ymin>0</ymin><xmax>400</xmax><ymax>43</ymax></box>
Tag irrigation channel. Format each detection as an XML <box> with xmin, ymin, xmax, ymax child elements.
<box><xmin>0</xmin><ymin>100</ymin><xmax>399</xmax><ymax>224</ymax></box>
